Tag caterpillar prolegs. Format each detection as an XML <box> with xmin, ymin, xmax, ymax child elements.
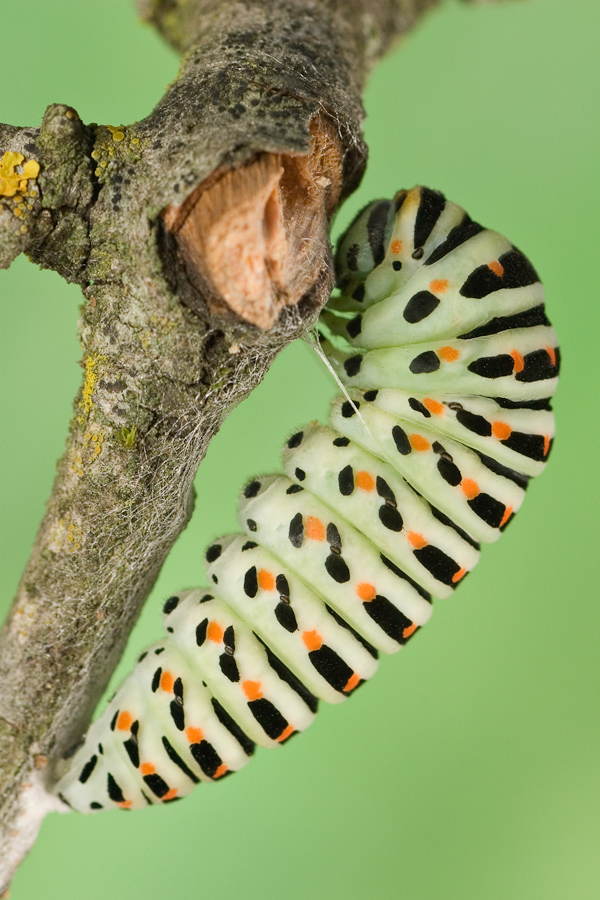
<box><xmin>54</xmin><ymin>186</ymin><xmax>559</xmax><ymax>812</ymax></box>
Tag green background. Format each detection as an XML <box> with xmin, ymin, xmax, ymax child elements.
<box><xmin>1</xmin><ymin>1</ymin><xmax>598</xmax><ymax>897</ymax></box>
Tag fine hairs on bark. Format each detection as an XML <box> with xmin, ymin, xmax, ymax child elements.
<box><xmin>0</xmin><ymin>0</ymin><xmax>506</xmax><ymax>890</ymax></box>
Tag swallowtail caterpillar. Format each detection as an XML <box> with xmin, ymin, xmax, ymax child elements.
<box><xmin>54</xmin><ymin>186</ymin><xmax>559</xmax><ymax>813</ymax></box>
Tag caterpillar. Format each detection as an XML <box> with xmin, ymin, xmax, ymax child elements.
<box><xmin>53</xmin><ymin>185</ymin><xmax>559</xmax><ymax>813</ymax></box>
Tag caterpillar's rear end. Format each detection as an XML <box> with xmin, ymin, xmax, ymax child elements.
<box><xmin>54</xmin><ymin>187</ymin><xmax>558</xmax><ymax>813</ymax></box>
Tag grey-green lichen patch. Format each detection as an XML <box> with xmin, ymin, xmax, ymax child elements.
<box><xmin>0</xmin><ymin>202</ymin><xmax>34</xmax><ymax>268</ymax></box>
<box><xmin>30</xmin><ymin>211</ymin><xmax>90</xmax><ymax>282</ymax></box>
<box><xmin>91</xmin><ymin>125</ymin><xmax>148</xmax><ymax>186</ymax></box>
<box><xmin>18</xmin><ymin>105</ymin><xmax>95</xmax><ymax>280</ymax></box>
<box><xmin>36</xmin><ymin>105</ymin><xmax>94</xmax><ymax>211</ymax></box>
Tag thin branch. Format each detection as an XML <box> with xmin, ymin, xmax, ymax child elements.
<box><xmin>0</xmin><ymin>0</ymin><xmax>500</xmax><ymax>889</ymax></box>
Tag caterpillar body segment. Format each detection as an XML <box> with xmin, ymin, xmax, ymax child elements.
<box><xmin>237</xmin><ymin>473</ymin><xmax>433</xmax><ymax>653</ymax></box>
<box><xmin>136</xmin><ymin>636</ymin><xmax>254</xmax><ymax>780</ymax></box>
<box><xmin>329</xmin><ymin>230</ymin><xmax>542</xmax><ymax>346</ymax></box>
<box><xmin>281</xmin><ymin>422</ymin><xmax>480</xmax><ymax>597</ymax></box>
<box><xmin>355</xmin><ymin>389</ymin><xmax>553</xmax><ymax>478</ymax></box>
<box><xmin>329</xmin><ymin>395</ymin><xmax>527</xmax><ymax>542</ymax></box>
<box><xmin>204</xmin><ymin>534</ymin><xmax>379</xmax><ymax>705</ymax></box>
<box><xmin>326</xmin><ymin>326</ymin><xmax>559</xmax><ymax>403</ymax></box>
<box><xmin>53</xmin><ymin>186</ymin><xmax>558</xmax><ymax>814</ymax></box>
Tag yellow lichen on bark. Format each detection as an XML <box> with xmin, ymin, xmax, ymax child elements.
<box><xmin>80</xmin><ymin>355</ymin><xmax>101</xmax><ymax>417</ymax></box>
<box><xmin>0</xmin><ymin>152</ymin><xmax>40</xmax><ymax>198</ymax></box>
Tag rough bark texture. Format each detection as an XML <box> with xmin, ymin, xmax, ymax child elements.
<box><xmin>0</xmin><ymin>0</ymin><xmax>500</xmax><ymax>890</ymax></box>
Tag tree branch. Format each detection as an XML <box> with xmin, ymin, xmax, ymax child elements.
<box><xmin>0</xmin><ymin>0</ymin><xmax>493</xmax><ymax>889</ymax></box>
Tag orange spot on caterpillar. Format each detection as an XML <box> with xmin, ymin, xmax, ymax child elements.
<box><xmin>305</xmin><ymin>516</ymin><xmax>326</xmax><ymax>541</ymax></box>
<box><xmin>207</xmin><ymin>621</ymin><xmax>224</xmax><ymax>643</ymax></box>
<box><xmin>117</xmin><ymin>800</ymin><xmax>133</xmax><ymax>809</ymax></box>
<box><xmin>423</xmin><ymin>397</ymin><xmax>444</xmax><ymax>416</ymax></box>
<box><xmin>390</xmin><ymin>239</ymin><xmax>402</xmax><ymax>254</ymax></box>
<box><xmin>163</xmin><ymin>788</ymin><xmax>178</xmax><ymax>801</ymax></box>
<box><xmin>277</xmin><ymin>725</ymin><xmax>295</xmax><ymax>742</ymax></box>
<box><xmin>356</xmin><ymin>582</ymin><xmax>376</xmax><ymax>602</ymax></box>
<box><xmin>213</xmin><ymin>764</ymin><xmax>228</xmax><ymax>779</ymax></box>
<box><xmin>461</xmin><ymin>479</ymin><xmax>480</xmax><ymax>499</ymax></box>
<box><xmin>546</xmin><ymin>345</ymin><xmax>557</xmax><ymax>367</ymax></box>
<box><xmin>116</xmin><ymin>711</ymin><xmax>133</xmax><ymax>731</ymax></box>
<box><xmin>488</xmin><ymin>260</ymin><xmax>504</xmax><ymax>277</ymax></box>
<box><xmin>186</xmin><ymin>727</ymin><xmax>203</xmax><ymax>744</ymax></box>
<box><xmin>438</xmin><ymin>346</ymin><xmax>459</xmax><ymax>362</ymax></box>
<box><xmin>499</xmin><ymin>506</ymin><xmax>513</xmax><ymax>528</ymax></box>
<box><xmin>242</xmin><ymin>680</ymin><xmax>263</xmax><ymax>701</ymax></box>
<box><xmin>302</xmin><ymin>630</ymin><xmax>323</xmax><ymax>651</ymax></box>
<box><xmin>429</xmin><ymin>278</ymin><xmax>448</xmax><ymax>293</ymax></box>
<box><xmin>452</xmin><ymin>567</ymin><xmax>467</xmax><ymax>583</ymax></box>
<box><xmin>160</xmin><ymin>671</ymin><xmax>174</xmax><ymax>693</ymax></box>
<box><xmin>409</xmin><ymin>434</ymin><xmax>431</xmax><ymax>451</ymax></box>
<box><xmin>511</xmin><ymin>350</ymin><xmax>525</xmax><ymax>373</ymax></box>
<box><xmin>258</xmin><ymin>569</ymin><xmax>276</xmax><ymax>591</ymax></box>
<box><xmin>402</xmin><ymin>622</ymin><xmax>418</xmax><ymax>639</ymax></box>
<box><xmin>355</xmin><ymin>470</ymin><xmax>375</xmax><ymax>491</ymax></box>
<box><xmin>407</xmin><ymin>532</ymin><xmax>427</xmax><ymax>549</ymax></box>
<box><xmin>343</xmin><ymin>672</ymin><xmax>361</xmax><ymax>692</ymax></box>
<box><xmin>543</xmin><ymin>435</ymin><xmax>550</xmax><ymax>456</ymax></box>
<box><xmin>140</xmin><ymin>763</ymin><xmax>155</xmax><ymax>776</ymax></box>
<box><xmin>492</xmin><ymin>421</ymin><xmax>512</xmax><ymax>440</ymax></box>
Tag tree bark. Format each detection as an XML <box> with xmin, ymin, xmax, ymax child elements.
<box><xmin>0</xmin><ymin>0</ymin><xmax>498</xmax><ymax>890</ymax></box>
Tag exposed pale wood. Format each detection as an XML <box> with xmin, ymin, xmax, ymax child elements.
<box><xmin>164</xmin><ymin>116</ymin><xmax>342</xmax><ymax>328</ymax></box>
